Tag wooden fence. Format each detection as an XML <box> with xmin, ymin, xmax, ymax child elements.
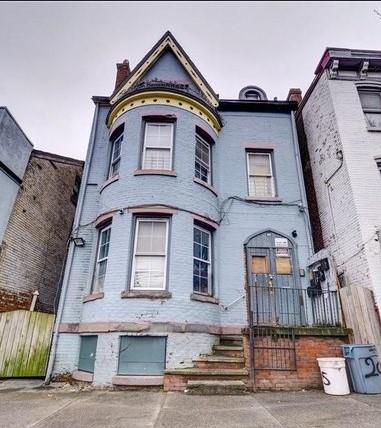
<box><xmin>0</xmin><ymin>310</ymin><xmax>55</xmax><ymax>377</ymax></box>
<box><xmin>340</xmin><ymin>286</ymin><xmax>381</xmax><ymax>349</ymax></box>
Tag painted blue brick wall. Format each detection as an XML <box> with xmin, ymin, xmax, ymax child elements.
<box><xmin>55</xmin><ymin>102</ymin><xmax>312</xmax><ymax>375</ymax></box>
<box><xmin>53</xmin><ymin>51</ymin><xmax>313</xmax><ymax>381</ymax></box>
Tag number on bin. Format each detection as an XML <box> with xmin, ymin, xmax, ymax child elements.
<box><xmin>321</xmin><ymin>371</ymin><xmax>331</xmax><ymax>386</ymax></box>
<box><xmin>364</xmin><ymin>357</ymin><xmax>381</xmax><ymax>379</ymax></box>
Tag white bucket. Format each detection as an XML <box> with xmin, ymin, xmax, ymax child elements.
<box><xmin>317</xmin><ymin>357</ymin><xmax>350</xmax><ymax>395</ymax></box>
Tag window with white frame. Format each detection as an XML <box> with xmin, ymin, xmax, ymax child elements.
<box><xmin>92</xmin><ymin>224</ymin><xmax>111</xmax><ymax>292</ymax></box>
<box><xmin>142</xmin><ymin>123</ymin><xmax>174</xmax><ymax>170</ymax></box>
<box><xmin>195</xmin><ymin>135</ymin><xmax>211</xmax><ymax>184</ymax></box>
<box><xmin>131</xmin><ymin>218</ymin><xmax>169</xmax><ymax>290</ymax></box>
<box><xmin>193</xmin><ymin>225</ymin><xmax>212</xmax><ymax>295</ymax></box>
<box><xmin>109</xmin><ymin>133</ymin><xmax>123</xmax><ymax>178</ymax></box>
<box><xmin>247</xmin><ymin>152</ymin><xmax>275</xmax><ymax>198</ymax></box>
<box><xmin>358</xmin><ymin>88</ymin><xmax>381</xmax><ymax>129</ymax></box>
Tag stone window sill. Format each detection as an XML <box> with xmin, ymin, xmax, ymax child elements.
<box><xmin>100</xmin><ymin>174</ymin><xmax>119</xmax><ymax>193</ymax></box>
<box><xmin>245</xmin><ymin>196</ymin><xmax>282</xmax><ymax>202</ymax></box>
<box><xmin>121</xmin><ymin>290</ymin><xmax>172</xmax><ymax>299</ymax></box>
<box><xmin>134</xmin><ymin>169</ymin><xmax>177</xmax><ymax>177</ymax></box>
<box><xmin>193</xmin><ymin>177</ymin><xmax>218</xmax><ymax>196</ymax></box>
<box><xmin>72</xmin><ymin>370</ymin><xmax>93</xmax><ymax>382</ymax></box>
<box><xmin>112</xmin><ymin>375</ymin><xmax>163</xmax><ymax>386</ymax></box>
<box><xmin>367</xmin><ymin>127</ymin><xmax>381</xmax><ymax>132</ymax></box>
<box><xmin>190</xmin><ymin>293</ymin><xmax>219</xmax><ymax>304</ymax></box>
<box><xmin>83</xmin><ymin>292</ymin><xmax>104</xmax><ymax>303</ymax></box>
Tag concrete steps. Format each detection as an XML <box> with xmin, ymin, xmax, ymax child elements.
<box><xmin>163</xmin><ymin>333</ymin><xmax>248</xmax><ymax>394</ymax></box>
<box><xmin>185</xmin><ymin>380</ymin><xmax>248</xmax><ymax>395</ymax></box>
<box><xmin>212</xmin><ymin>345</ymin><xmax>244</xmax><ymax>358</ymax></box>
<box><xmin>192</xmin><ymin>355</ymin><xmax>244</xmax><ymax>370</ymax></box>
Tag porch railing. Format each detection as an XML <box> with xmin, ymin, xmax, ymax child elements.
<box><xmin>249</xmin><ymin>286</ymin><xmax>342</xmax><ymax>327</ymax></box>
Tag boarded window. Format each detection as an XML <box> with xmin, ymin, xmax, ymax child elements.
<box><xmin>118</xmin><ymin>336</ymin><xmax>166</xmax><ymax>375</ymax></box>
<box><xmin>276</xmin><ymin>256</ymin><xmax>292</xmax><ymax>274</ymax></box>
<box><xmin>78</xmin><ymin>336</ymin><xmax>98</xmax><ymax>373</ymax></box>
<box><xmin>252</xmin><ymin>256</ymin><xmax>269</xmax><ymax>274</ymax></box>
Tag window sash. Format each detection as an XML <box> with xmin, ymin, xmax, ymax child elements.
<box><xmin>142</xmin><ymin>123</ymin><xmax>174</xmax><ymax>170</ymax></box>
<box><xmin>193</xmin><ymin>226</ymin><xmax>212</xmax><ymax>295</ymax></box>
<box><xmin>131</xmin><ymin>219</ymin><xmax>169</xmax><ymax>291</ymax></box>
<box><xmin>109</xmin><ymin>134</ymin><xmax>123</xmax><ymax>178</ymax></box>
<box><xmin>92</xmin><ymin>225</ymin><xmax>111</xmax><ymax>292</ymax></box>
<box><xmin>195</xmin><ymin>136</ymin><xmax>211</xmax><ymax>184</ymax></box>
<box><xmin>247</xmin><ymin>152</ymin><xmax>275</xmax><ymax>197</ymax></box>
<box><xmin>358</xmin><ymin>90</ymin><xmax>381</xmax><ymax>112</ymax></box>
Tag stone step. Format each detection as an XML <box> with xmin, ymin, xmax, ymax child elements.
<box><xmin>164</xmin><ymin>368</ymin><xmax>248</xmax><ymax>392</ymax></box>
<box><xmin>164</xmin><ymin>368</ymin><xmax>248</xmax><ymax>376</ymax></box>
<box><xmin>185</xmin><ymin>380</ymin><xmax>248</xmax><ymax>395</ymax></box>
<box><xmin>213</xmin><ymin>345</ymin><xmax>244</xmax><ymax>357</ymax></box>
<box><xmin>193</xmin><ymin>355</ymin><xmax>245</xmax><ymax>370</ymax></box>
<box><xmin>219</xmin><ymin>337</ymin><xmax>244</xmax><ymax>346</ymax></box>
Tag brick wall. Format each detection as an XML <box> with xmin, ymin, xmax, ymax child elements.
<box><xmin>0</xmin><ymin>151</ymin><xmax>83</xmax><ymax>313</ymax></box>
<box><xmin>243</xmin><ymin>332</ymin><xmax>349</xmax><ymax>391</ymax></box>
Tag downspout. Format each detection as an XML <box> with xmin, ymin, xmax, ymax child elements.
<box><xmin>45</xmin><ymin>103</ymin><xmax>100</xmax><ymax>383</ymax></box>
<box><xmin>290</xmin><ymin>112</ymin><xmax>314</xmax><ymax>256</ymax></box>
<box><xmin>243</xmin><ymin>244</ymin><xmax>256</xmax><ymax>391</ymax></box>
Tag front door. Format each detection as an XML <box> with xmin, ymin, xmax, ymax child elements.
<box><xmin>246</xmin><ymin>231</ymin><xmax>303</xmax><ymax>326</ymax></box>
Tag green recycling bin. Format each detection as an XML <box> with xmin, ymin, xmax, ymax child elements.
<box><xmin>342</xmin><ymin>345</ymin><xmax>381</xmax><ymax>394</ymax></box>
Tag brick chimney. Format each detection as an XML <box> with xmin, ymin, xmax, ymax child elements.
<box><xmin>287</xmin><ymin>88</ymin><xmax>302</xmax><ymax>104</ymax></box>
<box><xmin>114</xmin><ymin>60</ymin><xmax>131</xmax><ymax>91</ymax></box>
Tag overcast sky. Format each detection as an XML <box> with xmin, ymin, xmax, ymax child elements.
<box><xmin>1</xmin><ymin>1</ymin><xmax>380</xmax><ymax>159</ymax></box>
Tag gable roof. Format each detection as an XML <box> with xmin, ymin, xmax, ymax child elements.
<box><xmin>110</xmin><ymin>31</ymin><xmax>219</xmax><ymax>107</ymax></box>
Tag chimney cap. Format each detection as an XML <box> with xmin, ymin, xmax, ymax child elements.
<box><xmin>287</xmin><ymin>88</ymin><xmax>302</xmax><ymax>104</ymax></box>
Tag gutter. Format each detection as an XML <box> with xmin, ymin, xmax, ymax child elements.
<box><xmin>45</xmin><ymin>102</ymin><xmax>100</xmax><ymax>383</ymax></box>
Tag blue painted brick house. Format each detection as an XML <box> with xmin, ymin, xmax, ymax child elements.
<box><xmin>48</xmin><ymin>32</ymin><xmax>342</xmax><ymax>392</ymax></box>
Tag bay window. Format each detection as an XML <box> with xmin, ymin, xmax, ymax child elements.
<box><xmin>92</xmin><ymin>224</ymin><xmax>111</xmax><ymax>292</ymax></box>
<box><xmin>142</xmin><ymin>123</ymin><xmax>174</xmax><ymax>170</ymax></box>
<box><xmin>195</xmin><ymin>135</ymin><xmax>211</xmax><ymax>184</ymax></box>
<box><xmin>193</xmin><ymin>225</ymin><xmax>212</xmax><ymax>295</ymax></box>
<box><xmin>131</xmin><ymin>218</ymin><xmax>169</xmax><ymax>290</ymax></box>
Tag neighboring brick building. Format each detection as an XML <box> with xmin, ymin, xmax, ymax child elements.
<box><xmin>48</xmin><ymin>32</ymin><xmax>349</xmax><ymax>393</ymax></box>
<box><xmin>0</xmin><ymin>107</ymin><xmax>33</xmax><ymax>243</ymax></box>
<box><xmin>297</xmin><ymin>48</ymin><xmax>381</xmax><ymax>344</ymax></box>
<box><xmin>0</xmin><ymin>148</ymin><xmax>83</xmax><ymax>313</ymax></box>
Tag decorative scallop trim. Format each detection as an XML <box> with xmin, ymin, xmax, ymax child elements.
<box><xmin>108</xmin><ymin>91</ymin><xmax>220</xmax><ymax>135</ymax></box>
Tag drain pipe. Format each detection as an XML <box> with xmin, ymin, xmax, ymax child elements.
<box><xmin>290</xmin><ymin>112</ymin><xmax>314</xmax><ymax>256</ymax></box>
<box><xmin>45</xmin><ymin>103</ymin><xmax>100</xmax><ymax>383</ymax></box>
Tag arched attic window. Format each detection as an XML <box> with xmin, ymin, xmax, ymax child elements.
<box><xmin>239</xmin><ymin>86</ymin><xmax>268</xmax><ymax>101</ymax></box>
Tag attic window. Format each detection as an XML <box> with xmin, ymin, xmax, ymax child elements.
<box><xmin>244</xmin><ymin>91</ymin><xmax>261</xmax><ymax>100</ymax></box>
<box><xmin>239</xmin><ymin>86</ymin><xmax>268</xmax><ymax>101</ymax></box>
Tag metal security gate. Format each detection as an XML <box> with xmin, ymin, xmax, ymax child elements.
<box><xmin>252</xmin><ymin>327</ymin><xmax>296</xmax><ymax>371</ymax></box>
<box><xmin>0</xmin><ymin>310</ymin><xmax>55</xmax><ymax>377</ymax></box>
<box><xmin>245</xmin><ymin>230</ymin><xmax>301</xmax><ymax>380</ymax></box>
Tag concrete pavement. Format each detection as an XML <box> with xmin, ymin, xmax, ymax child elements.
<box><xmin>1</xmin><ymin>386</ymin><xmax>381</xmax><ymax>427</ymax></box>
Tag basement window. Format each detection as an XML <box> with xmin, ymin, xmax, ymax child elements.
<box><xmin>78</xmin><ymin>336</ymin><xmax>98</xmax><ymax>373</ymax></box>
<box><xmin>118</xmin><ymin>336</ymin><xmax>166</xmax><ymax>375</ymax></box>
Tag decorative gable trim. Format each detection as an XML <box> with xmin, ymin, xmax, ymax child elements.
<box><xmin>110</xmin><ymin>31</ymin><xmax>219</xmax><ymax>108</ymax></box>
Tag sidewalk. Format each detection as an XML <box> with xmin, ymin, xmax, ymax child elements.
<box><xmin>1</xmin><ymin>386</ymin><xmax>381</xmax><ymax>427</ymax></box>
